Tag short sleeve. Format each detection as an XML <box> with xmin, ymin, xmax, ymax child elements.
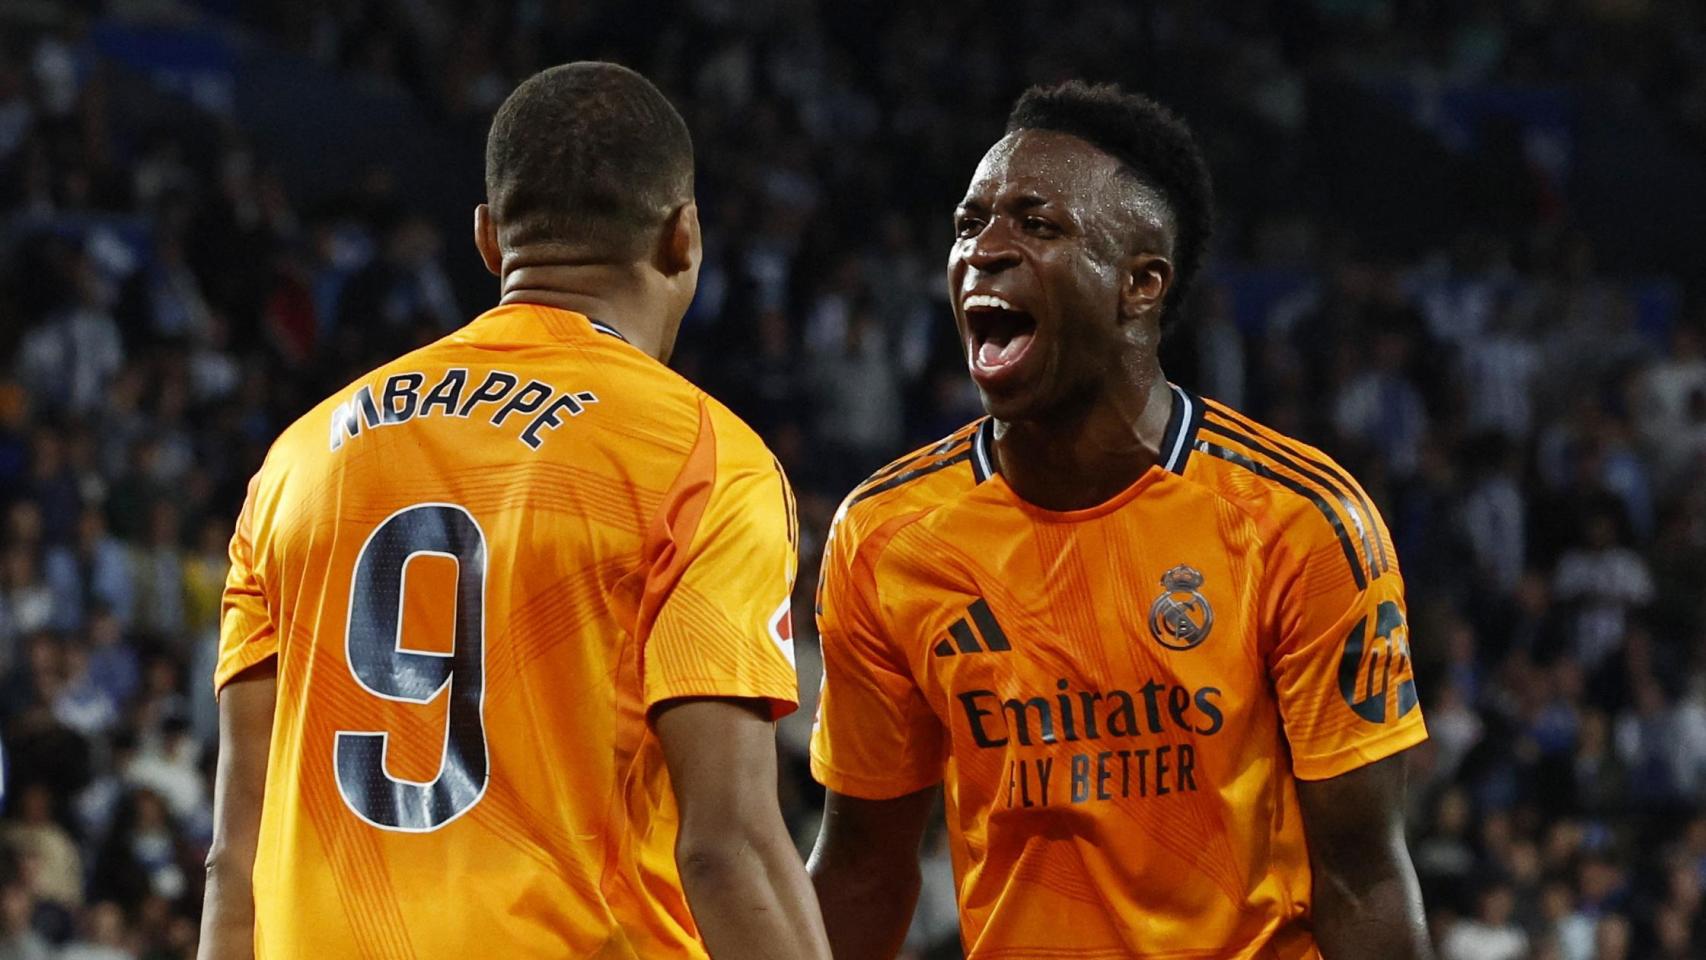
<box><xmin>1267</xmin><ymin>502</ymin><xmax>1427</xmax><ymax>781</ymax></box>
<box><xmin>214</xmin><ymin>472</ymin><xmax>278</xmax><ymax>694</ymax></box>
<box><xmin>809</xmin><ymin>507</ymin><xmax>945</xmax><ymax>799</ymax></box>
<box><xmin>636</xmin><ymin>401</ymin><xmax>800</xmax><ymax>719</ymax></box>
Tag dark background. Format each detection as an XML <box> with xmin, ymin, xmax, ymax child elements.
<box><xmin>0</xmin><ymin>1</ymin><xmax>1703</xmax><ymax>957</ymax></box>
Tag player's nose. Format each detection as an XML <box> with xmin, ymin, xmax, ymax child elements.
<box><xmin>962</xmin><ymin>220</ymin><xmax>1022</xmax><ymax>274</ymax></box>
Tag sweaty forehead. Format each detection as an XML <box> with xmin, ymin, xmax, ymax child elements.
<box><xmin>968</xmin><ymin>130</ymin><xmax>1117</xmax><ymax>193</ymax></box>
<box><xmin>964</xmin><ymin>129</ymin><xmax>1171</xmax><ymax>233</ymax></box>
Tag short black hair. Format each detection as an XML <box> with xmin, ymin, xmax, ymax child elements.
<box><xmin>485</xmin><ymin>62</ymin><xmax>694</xmax><ymax>255</ymax></box>
<box><xmin>1006</xmin><ymin>81</ymin><xmax>1214</xmax><ymax>324</ymax></box>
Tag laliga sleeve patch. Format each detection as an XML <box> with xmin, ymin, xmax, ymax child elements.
<box><xmin>769</xmin><ymin>595</ymin><xmax>797</xmax><ymax>669</ymax></box>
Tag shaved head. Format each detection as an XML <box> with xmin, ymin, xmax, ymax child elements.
<box><xmin>1005</xmin><ymin>81</ymin><xmax>1213</xmax><ymax>323</ymax></box>
<box><xmin>485</xmin><ymin>62</ymin><xmax>694</xmax><ymax>258</ymax></box>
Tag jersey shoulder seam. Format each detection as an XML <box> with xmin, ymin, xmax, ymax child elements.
<box><xmin>831</xmin><ymin>420</ymin><xmax>988</xmax><ymax>589</ymax></box>
<box><xmin>844</xmin><ymin>419</ymin><xmax>985</xmax><ymax>510</ymax></box>
<box><xmin>1190</xmin><ymin>397</ymin><xmax>1388</xmax><ymax>589</ymax></box>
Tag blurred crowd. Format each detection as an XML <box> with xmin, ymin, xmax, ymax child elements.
<box><xmin>1</xmin><ymin>1</ymin><xmax>1703</xmax><ymax>958</ymax></box>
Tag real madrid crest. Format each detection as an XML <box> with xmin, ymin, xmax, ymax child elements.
<box><xmin>1148</xmin><ymin>565</ymin><xmax>1213</xmax><ymax>650</ymax></box>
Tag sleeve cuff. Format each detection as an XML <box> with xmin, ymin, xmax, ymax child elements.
<box><xmin>645</xmin><ymin>679</ymin><xmax>800</xmax><ymax>722</ymax></box>
<box><xmin>1290</xmin><ymin>720</ymin><xmax>1429</xmax><ymax>781</ymax></box>
<box><xmin>810</xmin><ymin>749</ymin><xmax>941</xmax><ymax>800</ymax></box>
<box><xmin>213</xmin><ymin>644</ymin><xmax>278</xmax><ymax>697</ymax></box>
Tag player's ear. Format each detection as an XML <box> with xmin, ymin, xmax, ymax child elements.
<box><xmin>1119</xmin><ymin>252</ymin><xmax>1172</xmax><ymax>325</ymax></box>
<box><xmin>473</xmin><ymin>204</ymin><xmax>501</xmax><ymax>277</ymax></box>
<box><xmin>658</xmin><ymin>200</ymin><xmax>700</xmax><ymax>278</ymax></box>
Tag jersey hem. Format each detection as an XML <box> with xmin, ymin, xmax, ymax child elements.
<box><xmin>1290</xmin><ymin>721</ymin><xmax>1429</xmax><ymax>781</ymax></box>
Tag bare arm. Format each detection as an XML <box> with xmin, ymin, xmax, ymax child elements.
<box><xmin>807</xmin><ymin>786</ymin><xmax>936</xmax><ymax>960</ymax></box>
<box><xmin>197</xmin><ymin>662</ymin><xmax>277</xmax><ymax>960</ymax></box>
<box><xmin>1297</xmin><ymin>752</ymin><xmax>1434</xmax><ymax>960</ymax></box>
<box><xmin>655</xmin><ymin>697</ymin><xmax>831</xmax><ymax>960</ymax></box>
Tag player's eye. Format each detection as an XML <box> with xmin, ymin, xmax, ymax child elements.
<box><xmin>1023</xmin><ymin>216</ymin><xmax>1059</xmax><ymax>237</ymax></box>
<box><xmin>955</xmin><ymin>216</ymin><xmax>985</xmax><ymax>239</ymax></box>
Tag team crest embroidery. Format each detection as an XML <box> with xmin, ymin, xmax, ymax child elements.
<box><xmin>1148</xmin><ymin>565</ymin><xmax>1214</xmax><ymax>651</ymax></box>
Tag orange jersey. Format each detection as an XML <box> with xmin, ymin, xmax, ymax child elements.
<box><xmin>217</xmin><ymin>304</ymin><xmax>800</xmax><ymax>959</ymax></box>
<box><xmin>810</xmin><ymin>385</ymin><xmax>1426</xmax><ymax>959</ymax></box>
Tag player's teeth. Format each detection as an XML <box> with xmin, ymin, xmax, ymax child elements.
<box><xmin>964</xmin><ymin>295</ymin><xmax>1016</xmax><ymax>311</ymax></box>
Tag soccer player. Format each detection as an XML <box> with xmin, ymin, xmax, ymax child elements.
<box><xmin>197</xmin><ymin>63</ymin><xmax>831</xmax><ymax>960</ymax></box>
<box><xmin>808</xmin><ymin>81</ymin><xmax>1434</xmax><ymax>959</ymax></box>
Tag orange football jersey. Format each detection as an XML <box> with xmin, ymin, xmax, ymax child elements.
<box><xmin>217</xmin><ymin>304</ymin><xmax>800</xmax><ymax>959</ymax></box>
<box><xmin>810</xmin><ymin>385</ymin><xmax>1426</xmax><ymax>959</ymax></box>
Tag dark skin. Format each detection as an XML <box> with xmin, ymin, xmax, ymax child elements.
<box><xmin>950</xmin><ymin>128</ymin><xmax>1176</xmax><ymax>512</ymax></box>
<box><xmin>807</xmin><ymin>787</ymin><xmax>936</xmax><ymax>959</ymax></box>
<box><xmin>472</xmin><ymin>200</ymin><xmax>701</xmax><ymax>363</ymax></box>
<box><xmin>198</xmin><ymin>662</ymin><xmax>275</xmax><ymax>960</ymax></box>
<box><xmin>199</xmin><ymin>200</ymin><xmax>831</xmax><ymax>960</ymax></box>
<box><xmin>1300</xmin><ymin>755</ymin><xmax>1434</xmax><ymax>956</ymax></box>
<box><xmin>810</xmin><ymin>129</ymin><xmax>1434</xmax><ymax>960</ymax></box>
<box><xmin>656</xmin><ymin>698</ymin><xmax>834</xmax><ymax>960</ymax></box>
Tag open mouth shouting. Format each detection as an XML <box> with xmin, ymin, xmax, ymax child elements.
<box><xmin>963</xmin><ymin>293</ymin><xmax>1039</xmax><ymax>390</ymax></box>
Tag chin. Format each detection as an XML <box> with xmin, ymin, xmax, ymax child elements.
<box><xmin>968</xmin><ymin>337</ymin><xmax>1068</xmax><ymax>424</ymax></box>
<box><xmin>974</xmin><ymin>383</ymin><xmax>1043</xmax><ymax>423</ymax></box>
<box><xmin>982</xmin><ymin>377</ymin><xmax>1101</xmax><ymax>427</ymax></box>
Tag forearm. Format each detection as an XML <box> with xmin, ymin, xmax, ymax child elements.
<box><xmin>807</xmin><ymin>849</ymin><xmax>919</xmax><ymax>960</ymax></box>
<box><xmin>199</xmin><ymin>667</ymin><xmax>275</xmax><ymax>960</ymax></box>
<box><xmin>196</xmin><ymin>856</ymin><xmax>255</xmax><ymax>960</ymax></box>
<box><xmin>679</xmin><ymin>832</ymin><xmax>830</xmax><ymax>960</ymax></box>
<box><xmin>1298</xmin><ymin>754</ymin><xmax>1434</xmax><ymax>960</ymax></box>
<box><xmin>1312</xmin><ymin>859</ymin><xmax>1434</xmax><ymax>960</ymax></box>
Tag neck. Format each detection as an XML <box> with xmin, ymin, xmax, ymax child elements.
<box><xmin>993</xmin><ymin>364</ymin><xmax>1173</xmax><ymax>512</ymax></box>
<box><xmin>498</xmin><ymin>259</ymin><xmax>672</xmax><ymax>360</ymax></box>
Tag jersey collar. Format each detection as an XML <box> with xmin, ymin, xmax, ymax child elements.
<box><xmin>970</xmin><ymin>382</ymin><xmax>1203</xmax><ymax>483</ymax></box>
<box><xmin>1159</xmin><ymin>383</ymin><xmax>1204</xmax><ymax>475</ymax></box>
<box><xmin>459</xmin><ymin>303</ymin><xmax>632</xmax><ymax>346</ymax></box>
<box><xmin>586</xmin><ymin>318</ymin><xmax>628</xmax><ymax>342</ymax></box>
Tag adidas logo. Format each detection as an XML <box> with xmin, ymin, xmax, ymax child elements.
<box><xmin>932</xmin><ymin>599</ymin><xmax>1012</xmax><ymax>657</ymax></box>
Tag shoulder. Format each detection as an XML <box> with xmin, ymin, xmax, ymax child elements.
<box><xmin>1183</xmin><ymin>394</ymin><xmax>1395</xmax><ymax>590</ymax></box>
<box><xmin>267</xmin><ymin>341</ymin><xmax>451</xmax><ymax>464</ymax></box>
<box><xmin>294</xmin><ymin>330</ymin><xmax>742</xmax><ymax>463</ymax></box>
<box><xmin>825</xmin><ymin>418</ymin><xmax>991</xmax><ymax>566</ymax></box>
<box><xmin>696</xmin><ymin>391</ymin><xmax>781</xmax><ymax>473</ymax></box>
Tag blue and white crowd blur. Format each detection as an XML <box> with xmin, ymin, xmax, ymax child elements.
<box><xmin>1</xmin><ymin>1</ymin><xmax>1704</xmax><ymax>958</ymax></box>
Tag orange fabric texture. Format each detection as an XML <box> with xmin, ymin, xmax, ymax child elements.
<box><xmin>810</xmin><ymin>389</ymin><xmax>1426</xmax><ymax>959</ymax></box>
<box><xmin>218</xmin><ymin>304</ymin><xmax>799</xmax><ymax>959</ymax></box>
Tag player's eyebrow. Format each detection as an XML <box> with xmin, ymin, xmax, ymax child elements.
<box><xmin>961</xmin><ymin>193</ymin><xmax>1059</xmax><ymax>214</ymax></box>
<box><xmin>1003</xmin><ymin>192</ymin><xmax>1080</xmax><ymax>229</ymax></box>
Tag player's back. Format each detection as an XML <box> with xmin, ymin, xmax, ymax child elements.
<box><xmin>217</xmin><ymin>304</ymin><xmax>800</xmax><ymax>958</ymax></box>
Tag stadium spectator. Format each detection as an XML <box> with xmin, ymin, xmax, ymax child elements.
<box><xmin>42</xmin><ymin>509</ymin><xmax>131</xmax><ymax>635</ymax></box>
<box><xmin>55</xmin><ymin>901</ymin><xmax>130</xmax><ymax>960</ymax></box>
<box><xmin>0</xmin><ymin>785</ymin><xmax>80</xmax><ymax>917</ymax></box>
<box><xmin>0</xmin><ymin>866</ymin><xmax>52</xmax><ymax>960</ymax></box>
<box><xmin>0</xmin><ymin>0</ymin><xmax>1701</xmax><ymax>954</ymax></box>
<box><xmin>0</xmin><ymin>548</ymin><xmax>53</xmax><ymax>665</ymax></box>
<box><xmin>1440</xmin><ymin>879</ymin><xmax>1529</xmax><ymax>960</ymax></box>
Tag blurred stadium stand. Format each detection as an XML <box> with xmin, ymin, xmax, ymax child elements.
<box><xmin>1</xmin><ymin>1</ymin><xmax>1704</xmax><ymax>957</ymax></box>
